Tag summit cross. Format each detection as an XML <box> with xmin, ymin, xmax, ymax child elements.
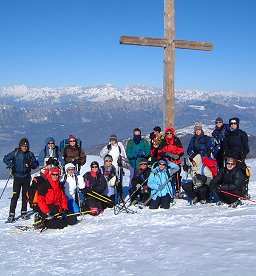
<box><xmin>120</xmin><ymin>0</ymin><xmax>213</xmax><ymax>129</ymax></box>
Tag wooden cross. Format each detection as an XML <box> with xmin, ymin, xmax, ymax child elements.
<box><xmin>120</xmin><ymin>0</ymin><xmax>213</xmax><ymax>129</ymax></box>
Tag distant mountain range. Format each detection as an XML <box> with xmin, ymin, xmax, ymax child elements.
<box><xmin>0</xmin><ymin>84</ymin><xmax>255</xmax><ymax>178</ymax></box>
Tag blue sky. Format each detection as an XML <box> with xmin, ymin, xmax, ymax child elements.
<box><xmin>0</xmin><ymin>0</ymin><xmax>255</xmax><ymax>93</ymax></box>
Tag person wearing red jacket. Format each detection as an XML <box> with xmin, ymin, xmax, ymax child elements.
<box><xmin>37</xmin><ymin>167</ymin><xmax>77</xmax><ymax>229</ymax></box>
<box><xmin>157</xmin><ymin>128</ymin><xmax>184</xmax><ymax>196</ymax></box>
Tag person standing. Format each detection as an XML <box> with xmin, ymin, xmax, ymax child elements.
<box><xmin>126</xmin><ymin>128</ymin><xmax>151</xmax><ymax>186</ymax></box>
<box><xmin>223</xmin><ymin>117</ymin><xmax>249</xmax><ymax>169</ymax></box>
<box><xmin>62</xmin><ymin>135</ymin><xmax>86</xmax><ymax>172</ymax></box>
<box><xmin>100</xmin><ymin>134</ymin><xmax>127</xmax><ymax>168</ymax></box>
<box><xmin>3</xmin><ymin>138</ymin><xmax>38</xmax><ymax>222</ymax></box>
<box><xmin>212</xmin><ymin>117</ymin><xmax>229</xmax><ymax>169</ymax></box>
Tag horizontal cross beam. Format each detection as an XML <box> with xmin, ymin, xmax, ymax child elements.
<box><xmin>120</xmin><ymin>36</ymin><xmax>213</xmax><ymax>51</ymax></box>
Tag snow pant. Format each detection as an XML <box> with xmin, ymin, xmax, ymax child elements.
<box><xmin>149</xmin><ymin>194</ymin><xmax>172</xmax><ymax>209</ymax></box>
<box><xmin>215</xmin><ymin>150</ymin><xmax>225</xmax><ymax>170</ymax></box>
<box><xmin>9</xmin><ymin>175</ymin><xmax>31</xmax><ymax>216</ymax></box>
<box><xmin>217</xmin><ymin>188</ymin><xmax>245</xmax><ymax>204</ymax></box>
<box><xmin>82</xmin><ymin>196</ymin><xmax>104</xmax><ymax>215</ymax></box>
<box><xmin>39</xmin><ymin>204</ymin><xmax>77</xmax><ymax>229</ymax></box>
<box><xmin>174</xmin><ymin>165</ymin><xmax>182</xmax><ymax>193</ymax></box>
<box><xmin>182</xmin><ymin>182</ymin><xmax>210</xmax><ymax>201</ymax></box>
<box><xmin>68</xmin><ymin>199</ymin><xmax>80</xmax><ymax>214</ymax></box>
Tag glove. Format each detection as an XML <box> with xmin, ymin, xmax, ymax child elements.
<box><xmin>47</xmin><ymin>212</ymin><xmax>55</xmax><ymax>220</ymax></box>
<box><xmin>137</xmin><ymin>150</ymin><xmax>145</xmax><ymax>158</ymax></box>
<box><xmin>61</xmin><ymin>209</ymin><xmax>68</xmax><ymax>220</ymax></box>
<box><xmin>107</xmin><ymin>144</ymin><xmax>111</xmax><ymax>150</ymax></box>
<box><xmin>195</xmin><ymin>174</ymin><xmax>207</xmax><ymax>183</ymax></box>
<box><xmin>136</xmin><ymin>184</ymin><xmax>141</xmax><ymax>190</ymax></box>
<box><xmin>158</xmin><ymin>184</ymin><xmax>165</xmax><ymax>191</ymax></box>
<box><xmin>165</xmin><ymin>152</ymin><xmax>179</xmax><ymax>160</ymax></box>
<box><xmin>183</xmin><ymin>164</ymin><xmax>190</xmax><ymax>172</ymax></box>
<box><xmin>73</xmin><ymin>159</ymin><xmax>81</xmax><ymax>166</ymax></box>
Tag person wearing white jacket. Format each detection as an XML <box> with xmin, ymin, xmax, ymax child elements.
<box><xmin>61</xmin><ymin>163</ymin><xmax>85</xmax><ymax>213</ymax></box>
<box><xmin>100</xmin><ymin>134</ymin><xmax>127</xmax><ymax>168</ymax></box>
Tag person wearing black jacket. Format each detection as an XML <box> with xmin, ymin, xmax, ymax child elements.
<box><xmin>223</xmin><ymin>117</ymin><xmax>249</xmax><ymax>169</ymax></box>
<box><xmin>129</xmin><ymin>159</ymin><xmax>151</xmax><ymax>204</ymax></box>
<box><xmin>3</xmin><ymin>138</ymin><xmax>38</xmax><ymax>222</ymax></box>
<box><xmin>209</xmin><ymin>157</ymin><xmax>246</xmax><ymax>207</ymax></box>
<box><xmin>82</xmin><ymin>161</ymin><xmax>107</xmax><ymax>215</ymax></box>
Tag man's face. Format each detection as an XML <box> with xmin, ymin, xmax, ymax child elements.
<box><xmin>195</xmin><ymin>129</ymin><xmax>202</xmax><ymax>135</ymax></box>
<box><xmin>230</xmin><ymin>122</ymin><xmax>238</xmax><ymax>130</ymax></box>
<box><xmin>110</xmin><ymin>139</ymin><xmax>116</xmax><ymax>145</ymax></box>
<box><xmin>21</xmin><ymin>145</ymin><xmax>28</xmax><ymax>152</ymax></box>
<box><xmin>134</xmin><ymin>131</ymin><xmax>141</xmax><ymax>136</ymax></box>
<box><xmin>48</xmin><ymin>141</ymin><xmax>55</xmax><ymax>149</ymax></box>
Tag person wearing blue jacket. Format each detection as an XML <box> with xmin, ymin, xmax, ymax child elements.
<box><xmin>147</xmin><ymin>159</ymin><xmax>179</xmax><ymax>209</ymax></box>
<box><xmin>38</xmin><ymin>137</ymin><xmax>65</xmax><ymax>168</ymax></box>
<box><xmin>3</xmin><ymin>138</ymin><xmax>39</xmax><ymax>222</ymax></box>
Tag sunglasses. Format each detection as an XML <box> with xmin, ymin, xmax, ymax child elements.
<box><xmin>216</xmin><ymin>121</ymin><xmax>222</xmax><ymax>124</ymax></box>
<box><xmin>226</xmin><ymin>163</ymin><xmax>234</xmax><ymax>165</ymax></box>
<box><xmin>166</xmin><ymin>132</ymin><xmax>173</xmax><ymax>135</ymax></box>
<box><xmin>51</xmin><ymin>173</ymin><xmax>60</xmax><ymax>176</ymax></box>
<box><xmin>91</xmin><ymin>166</ymin><xmax>98</xmax><ymax>168</ymax></box>
<box><xmin>105</xmin><ymin>160</ymin><xmax>112</xmax><ymax>163</ymax></box>
<box><xmin>159</xmin><ymin>163</ymin><xmax>166</xmax><ymax>166</ymax></box>
<box><xmin>139</xmin><ymin>163</ymin><xmax>147</xmax><ymax>166</ymax></box>
<box><xmin>48</xmin><ymin>142</ymin><xmax>55</xmax><ymax>144</ymax></box>
<box><xmin>230</xmin><ymin>123</ymin><xmax>237</xmax><ymax>125</ymax></box>
<box><xmin>69</xmin><ymin>140</ymin><xmax>76</xmax><ymax>142</ymax></box>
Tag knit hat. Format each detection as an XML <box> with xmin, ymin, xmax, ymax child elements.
<box><xmin>45</xmin><ymin>137</ymin><xmax>55</xmax><ymax>145</ymax></box>
<box><xmin>215</xmin><ymin>117</ymin><xmax>223</xmax><ymax>124</ymax></box>
<box><xmin>104</xmin><ymin>154</ymin><xmax>113</xmax><ymax>162</ymax></box>
<box><xmin>109</xmin><ymin>134</ymin><xmax>117</xmax><ymax>141</ymax></box>
<box><xmin>153</xmin><ymin>126</ymin><xmax>161</xmax><ymax>132</ymax></box>
<box><xmin>194</xmin><ymin>120</ymin><xmax>203</xmax><ymax>131</ymax></box>
<box><xmin>139</xmin><ymin>158</ymin><xmax>148</xmax><ymax>166</ymax></box>
<box><xmin>90</xmin><ymin>161</ymin><xmax>99</xmax><ymax>168</ymax></box>
<box><xmin>69</xmin><ymin>135</ymin><xmax>76</xmax><ymax>141</ymax></box>
<box><xmin>19</xmin><ymin>138</ymin><xmax>29</xmax><ymax>148</ymax></box>
<box><xmin>226</xmin><ymin>157</ymin><xmax>236</xmax><ymax>165</ymax></box>
<box><xmin>65</xmin><ymin>163</ymin><xmax>76</xmax><ymax>173</ymax></box>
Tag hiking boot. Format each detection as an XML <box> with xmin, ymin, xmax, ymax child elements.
<box><xmin>229</xmin><ymin>199</ymin><xmax>242</xmax><ymax>208</ymax></box>
<box><xmin>6</xmin><ymin>214</ymin><xmax>15</xmax><ymax>223</ymax></box>
<box><xmin>190</xmin><ymin>197</ymin><xmax>198</xmax><ymax>205</ymax></box>
<box><xmin>21</xmin><ymin>212</ymin><xmax>29</xmax><ymax>220</ymax></box>
<box><xmin>216</xmin><ymin>201</ymin><xmax>225</xmax><ymax>206</ymax></box>
<box><xmin>200</xmin><ymin>200</ymin><xmax>207</xmax><ymax>204</ymax></box>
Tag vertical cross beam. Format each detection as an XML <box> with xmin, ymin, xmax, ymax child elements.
<box><xmin>120</xmin><ymin>0</ymin><xmax>213</xmax><ymax>129</ymax></box>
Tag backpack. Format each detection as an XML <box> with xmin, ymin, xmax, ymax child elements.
<box><xmin>201</xmin><ymin>156</ymin><xmax>219</xmax><ymax>177</ymax></box>
<box><xmin>26</xmin><ymin>176</ymin><xmax>46</xmax><ymax>210</ymax></box>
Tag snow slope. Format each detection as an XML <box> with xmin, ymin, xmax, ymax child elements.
<box><xmin>0</xmin><ymin>156</ymin><xmax>256</xmax><ymax>276</ymax></box>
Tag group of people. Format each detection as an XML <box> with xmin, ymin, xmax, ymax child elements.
<box><xmin>2</xmin><ymin>116</ymin><xmax>250</xmax><ymax>229</ymax></box>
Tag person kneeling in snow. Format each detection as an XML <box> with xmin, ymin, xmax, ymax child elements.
<box><xmin>82</xmin><ymin>161</ymin><xmax>107</xmax><ymax>215</ymax></box>
<box><xmin>182</xmin><ymin>154</ymin><xmax>213</xmax><ymax>205</ymax></box>
<box><xmin>147</xmin><ymin>159</ymin><xmax>179</xmax><ymax>209</ymax></box>
<box><xmin>61</xmin><ymin>163</ymin><xmax>85</xmax><ymax>213</ymax></box>
<box><xmin>209</xmin><ymin>157</ymin><xmax>246</xmax><ymax>208</ymax></box>
<box><xmin>37</xmin><ymin>167</ymin><xmax>77</xmax><ymax>229</ymax></box>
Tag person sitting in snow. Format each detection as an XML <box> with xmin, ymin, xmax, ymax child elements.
<box><xmin>61</xmin><ymin>163</ymin><xmax>85</xmax><ymax>214</ymax></box>
<box><xmin>182</xmin><ymin>154</ymin><xmax>213</xmax><ymax>205</ymax></box>
<box><xmin>209</xmin><ymin>157</ymin><xmax>247</xmax><ymax>208</ymax></box>
<box><xmin>81</xmin><ymin>161</ymin><xmax>107</xmax><ymax>215</ymax></box>
<box><xmin>100</xmin><ymin>134</ymin><xmax>127</xmax><ymax>168</ymax></box>
<box><xmin>129</xmin><ymin>158</ymin><xmax>151</xmax><ymax>205</ymax></box>
<box><xmin>37</xmin><ymin>167</ymin><xmax>77</xmax><ymax>229</ymax></box>
<box><xmin>147</xmin><ymin>159</ymin><xmax>179</xmax><ymax>209</ymax></box>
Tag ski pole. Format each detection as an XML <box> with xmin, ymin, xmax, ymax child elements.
<box><xmin>86</xmin><ymin>191</ymin><xmax>115</xmax><ymax>205</ymax></box>
<box><xmin>220</xmin><ymin>190</ymin><xmax>256</xmax><ymax>203</ymax></box>
<box><xmin>0</xmin><ymin>173</ymin><xmax>12</xmax><ymax>200</ymax></box>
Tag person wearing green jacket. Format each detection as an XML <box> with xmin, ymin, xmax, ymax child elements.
<box><xmin>126</xmin><ymin>128</ymin><xmax>151</xmax><ymax>187</ymax></box>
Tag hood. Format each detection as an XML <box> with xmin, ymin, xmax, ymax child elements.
<box><xmin>45</xmin><ymin>137</ymin><xmax>55</xmax><ymax>145</ymax></box>
<box><xmin>165</xmin><ymin>128</ymin><xmax>175</xmax><ymax>135</ymax></box>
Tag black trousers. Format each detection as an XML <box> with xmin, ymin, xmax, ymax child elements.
<box><xmin>182</xmin><ymin>182</ymin><xmax>209</xmax><ymax>201</ymax></box>
<box><xmin>9</xmin><ymin>175</ymin><xmax>31</xmax><ymax>215</ymax></box>
<box><xmin>149</xmin><ymin>194</ymin><xmax>172</xmax><ymax>209</ymax></box>
<box><xmin>216</xmin><ymin>188</ymin><xmax>244</xmax><ymax>204</ymax></box>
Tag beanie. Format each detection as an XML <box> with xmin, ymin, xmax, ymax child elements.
<box><xmin>215</xmin><ymin>117</ymin><xmax>223</xmax><ymax>124</ymax></box>
<box><xmin>19</xmin><ymin>138</ymin><xmax>29</xmax><ymax>148</ymax></box>
<box><xmin>139</xmin><ymin>158</ymin><xmax>148</xmax><ymax>166</ymax></box>
<box><xmin>194</xmin><ymin>120</ymin><xmax>203</xmax><ymax>131</ymax></box>
<box><xmin>158</xmin><ymin>159</ymin><xmax>167</xmax><ymax>166</ymax></box>
<box><xmin>226</xmin><ymin>157</ymin><xmax>236</xmax><ymax>165</ymax></box>
<box><xmin>69</xmin><ymin>135</ymin><xmax>76</xmax><ymax>141</ymax></box>
<box><xmin>153</xmin><ymin>126</ymin><xmax>161</xmax><ymax>132</ymax></box>
<box><xmin>104</xmin><ymin>154</ymin><xmax>113</xmax><ymax>162</ymax></box>
<box><xmin>90</xmin><ymin>161</ymin><xmax>99</xmax><ymax>168</ymax></box>
<box><xmin>109</xmin><ymin>134</ymin><xmax>117</xmax><ymax>141</ymax></box>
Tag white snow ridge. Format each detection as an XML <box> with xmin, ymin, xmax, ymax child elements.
<box><xmin>1</xmin><ymin>156</ymin><xmax>256</xmax><ymax>275</ymax></box>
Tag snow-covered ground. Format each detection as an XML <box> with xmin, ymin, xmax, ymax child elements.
<box><xmin>1</xmin><ymin>156</ymin><xmax>256</xmax><ymax>276</ymax></box>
